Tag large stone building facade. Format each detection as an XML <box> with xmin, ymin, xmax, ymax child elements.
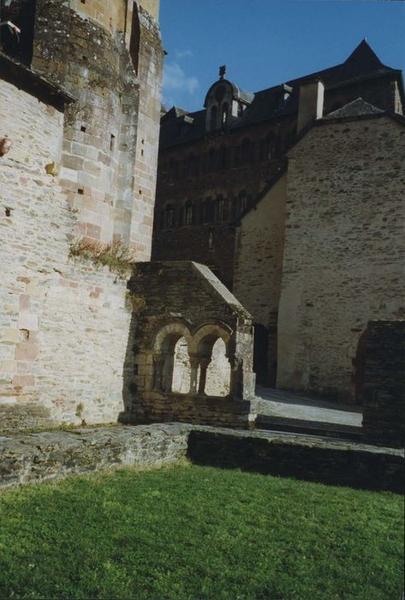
<box><xmin>153</xmin><ymin>42</ymin><xmax>404</xmax><ymax>401</ymax></box>
<box><xmin>152</xmin><ymin>41</ymin><xmax>403</xmax><ymax>291</ymax></box>
<box><xmin>0</xmin><ymin>0</ymin><xmax>164</xmax><ymax>431</ymax></box>
<box><xmin>235</xmin><ymin>101</ymin><xmax>405</xmax><ymax>402</ymax></box>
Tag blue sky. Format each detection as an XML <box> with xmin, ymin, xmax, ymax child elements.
<box><xmin>160</xmin><ymin>0</ymin><xmax>405</xmax><ymax>112</ymax></box>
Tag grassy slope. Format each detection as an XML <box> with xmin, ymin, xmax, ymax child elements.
<box><xmin>0</xmin><ymin>465</ymin><xmax>403</xmax><ymax>600</ymax></box>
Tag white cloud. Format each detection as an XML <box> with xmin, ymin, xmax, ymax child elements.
<box><xmin>163</xmin><ymin>62</ymin><xmax>199</xmax><ymax>96</ymax></box>
<box><xmin>175</xmin><ymin>49</ymin><xmax>194</xmax><ymax>60</ymax></box>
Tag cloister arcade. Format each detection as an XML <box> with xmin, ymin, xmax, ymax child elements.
<box><xmin>123</xmin><ymin>260</ymin><xmax>257</xmax><ymax>428</ymax></box>
<box><xmin>152</xmin><ymin>321</ymin><xmax>232</xmax><ymax>398</ymax></box>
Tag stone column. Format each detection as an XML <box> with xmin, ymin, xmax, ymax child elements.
<box><xmin>229</xmin><ymin>356</ymin><xmax>243</xmax><ymax>399</ymax></box>
<box><xmin>189</xmin><ymin>354</ymin><xmax>200</xmax><ymax>394</ymax></box>
<box><xmin>198</xmin><ymin>357</ymin><xmax>211</xmax><ymax>395</ymax></box>
<box><xmin>153</xmin><ymin>353</ymin><xmax>164</xmax><ymax>391</ymax></box>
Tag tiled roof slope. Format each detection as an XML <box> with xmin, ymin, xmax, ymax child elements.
<box><xmin>160</xmin><ymin>40</ymin><xmax>402</xmax><ymax>149</ymax></box>
<box><xmin>324</xmin><ymin>97</ymin><xmax>384</xmax><ymax>119</ymax></box>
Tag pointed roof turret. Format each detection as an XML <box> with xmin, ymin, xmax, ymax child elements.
<box><xmin>340</xmin><ymin>39</ymin><xmax>396</xmax><ymax>79</ymax></box>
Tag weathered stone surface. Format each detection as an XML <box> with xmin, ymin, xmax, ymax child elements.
<box><xmin>188</xmin><ymin>427</ymin><xmax>405</xmax><ymax>494</ymax></box>
<box><xmin>0</xmin><ymin>424</ymin><xmax>190</xmax><ymax>488</ymax></box>
<box><xmin>277</xmin><ymin>115</ymin><xmax>405</xmax><ymax>402</ymax></box>
<box><xmin>124</xmin><ymin>261</ymin><xmax>257</xmax><ymax>428</ymax></box>
<box><xmin>0</xmin><ymin>1</ymin><xmax>163</xmax><ymax>432</ymax></box>
<box><xmin>360</xmin><ymin>321</ymin><xmax>405</xmax><ymax>447</ymax></box>
<box><xmin>0</xmin><ymin>424</ymin><xmax>402</xmax><ymax>494</ymax></box>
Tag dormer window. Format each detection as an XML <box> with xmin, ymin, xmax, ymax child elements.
<box><xmin>204</xmin><ymin>71</ymin><xmax>253</xmax><ymax>133</ymax></box>
<box><xmin>221</xmin><ymin>102</ymin><xmax>229</xmax><ymax>126</ymax></box>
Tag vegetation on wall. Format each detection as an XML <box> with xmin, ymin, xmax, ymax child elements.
<box><xmin>69</xmin><ymin>238</ymin><xmax>136</xmax><ymax>279</ymax></box>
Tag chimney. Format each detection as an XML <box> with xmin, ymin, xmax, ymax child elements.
<box><xmin>297</xmin><ymin>80</ymin><xmax>325</xmax><ymax>134</ymax></box>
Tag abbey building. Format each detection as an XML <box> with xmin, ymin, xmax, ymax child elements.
<box><xmin>153</xmin><ymin>41</ymin><xmax>405</xmax><ymax>402</ymax></box>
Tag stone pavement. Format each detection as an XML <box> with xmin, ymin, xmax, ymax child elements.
<box><xmin>255</xmin><ymin>386</ymin><xmax>363</xmax><ymax>428</ymax></box>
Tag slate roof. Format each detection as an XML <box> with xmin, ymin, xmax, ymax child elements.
<box><xmin>160</xmin><ymin>40</ymin><xmax>403</xmax><ymax>150</ymax></box>
<box><xmin>324</xmin><ymin>97</ymin><xmax>384</xmax><ymax>119</ymax></box>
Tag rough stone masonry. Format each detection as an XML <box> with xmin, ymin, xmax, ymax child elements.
<box><xmin>0</xmin><ymin>1</ymin><xmax>163</xmax><ymax>432</ymax></box>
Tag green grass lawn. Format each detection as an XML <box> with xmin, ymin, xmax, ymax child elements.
<box><xmin>0</xmin><ymin>465</ymin><xmax>403</xmax><ymax>600</ymax></box>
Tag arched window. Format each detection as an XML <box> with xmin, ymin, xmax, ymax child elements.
<box><xmin>178</xmin><ymin>206</ymin><xmax>184</xmax><ymax>227</ymax></box>
<box><xmin>260</xmin><ymin>133</ymin><xmax>275</xmax><ymax>161</ymax></box>
<box><xmin>216</xmin><ymin>196</ymin><xmax>224</xmax><ymax>222</ymax></box>
<box><xmin>233</xmin><ymin>195</ymin><xmax>241</xmax><ymax>218</ymax></box>
<box><xmin>185</xmin><ymin>202</ymin><xmax>193</xmax><ymax>225</ymax></box>
<box><xmin>221</xmin><ymin>102</ymin><xmax>229</xmax><ymax>126</ymax></box>
<box><xmin>203</xmin><ymin>198</ymin><xmax>214</xmax><ymax>224</ymax></box>
<box><xmin>239</xmin><ymin>190</ymin><xmax>248</xmax><ymax>214</ymax></box>
<box><xmin>210</xmin><ymin>105</ymin><xmax>218</xmax><ymax>131</ymax></box>
<box><xmin>165</xmin><ymin>204</ymin><xmax>175</xmax><ymax>228</ymax></box>
<box><xmin>130</xmin><ymin>3</ymin><xmax>140</xmax><ymax>74</ymax></box>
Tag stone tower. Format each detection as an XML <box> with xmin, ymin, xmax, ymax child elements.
<box><xmin>0</xmin><ymin>1</ymin><xmax>164</xmax><ymax>430</ymax></box>
<box><xmin>27</xmin><ymin>0</ymin><xmax>163</xmax><ymax>259</ymax></box>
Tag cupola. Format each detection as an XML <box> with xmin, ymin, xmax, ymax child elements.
<box><xmin>204</xmin><ymin>66</ymin><xmax>254</xmax><ymax>132</ymax></box>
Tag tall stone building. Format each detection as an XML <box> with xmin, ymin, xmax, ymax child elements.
<box><xmin>153</xmin><ymin>41</ymin><xmax>404</xmax><ymax>401</ymax></box>
<box><xmin>0</xmin><ymin>0</ymin><xmax>164</xmax><ymax>430</ymax></box>
<box><xmin>153</xmin><ymin>41</ymin><xmax>403</xmax><ymax>290</ymax></box>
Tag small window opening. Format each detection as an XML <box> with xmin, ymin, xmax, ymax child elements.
<box><xmin>185</xmin><ymin>202</ymin><xmax>193</xmax><ymax>226</ymax></box>
<box><xmin>221</xmin><ymin>102</ymin><xmax>229</xmax><ymax>126</ymax></box>
<box><xmin>130</xmin><ymin>3</ymin><xmax>140</xmax><ymax>75</ymax></box>
<box><xmin>110</xmin><ymin>134</ymin><xmax>115</xmax><ymax>152</ymax></box>
<box><xmin>81</xmin><ymin>125</ymin><xmax>86</xmax><ymax>133</ymax></box>
<box><xmin>5</xmin><ymin>207</ymin><xmax>11</xmax><ymax>217</ymax></box>
<box><xmin>165</xmin><ymin>204</ymin><xmax>175</xmax><ymax>228</ymax></box>
<box><xmin>78</xmin><ymin>188</ymin><xmax>84</xmax><ymax>195</ymax></box>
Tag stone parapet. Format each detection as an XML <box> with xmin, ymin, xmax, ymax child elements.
<box><xmin>0</xmin><ymin>424</ymin><xmax>402</xmax><ymax>493</ymax></box>
<box><xmin>359</xmin><ymin>321</ymin><xmax>405</xmax><ymax>448</ymax></box>
<box><xmin>0</xmin><ymin>424</ymin><xmax>190</xmax><ymax>489</ymax></box>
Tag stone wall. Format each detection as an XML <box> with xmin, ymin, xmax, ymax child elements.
<box><xmin>123</xmin><ymin>261</ymin><xmax>257</xmax><ymax>428</ymax></box>
<box><xmin>188</xmin><ymin>428</ymin><xmax>404</xmax><ymax>494</ymax></box>
<box><xmin>360</xmin><ymin>321</ymin><xmax>405</xmax><ymax>448</ymax></box>
<box><xmin>1</xmin><ymin>424</ymin><xmax>402</xmax><ymax>494</ymax></box>
<box><xmin>0</xmin><ymin>0</ymin><xmax>163</xmax><ymax>432</ymax></box>
<box><xmin>152</xmin><ymin>124</ymin><xmax>286</xmax><ymax>290</ymax></box>
<box><xmin>31</xmin><ymin>0</ymin><xmax>162</xmax><ymax>258</ymax></box>
<box><xmin>234</xmin><ymin>173</ymin><xmax>287</xmax><ymax>384</ymax></box>
<box><xmin>0</xmin><ymin>424</ymin><xmax>190</xmax><ymax>489</ymax></box>
<box><xmin>277</xmin><ymin>115</ymin><xmax>405</xmax><ymax>402</ymax></box>
<box><xmin>0</xmin><ymin>76</ymin><xmax>132</xmax><ymax>432</ymax></box>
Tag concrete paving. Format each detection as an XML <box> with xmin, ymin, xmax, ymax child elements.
<box><xmin>255</xmin><ymin>386</ymin><xmax>363</xmax><ymax>428</ymax></box>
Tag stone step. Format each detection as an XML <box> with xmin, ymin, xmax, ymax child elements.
<box><xmin>256</xmin><ymin>414</ymin><xmax>364</xmax><ymax>442</ymax></box>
